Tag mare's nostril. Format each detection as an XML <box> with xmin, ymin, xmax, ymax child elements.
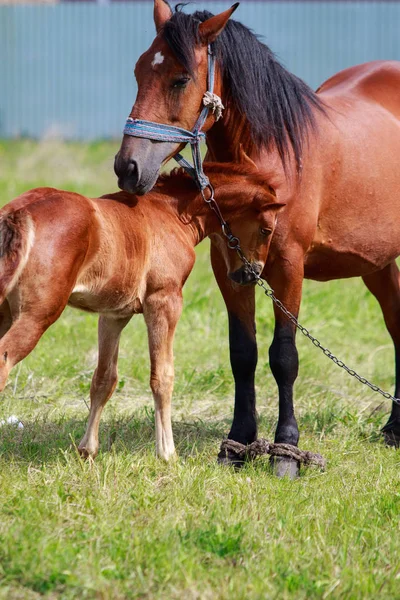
<box><xmin>126</xmin><ymin>159</ymin><xmax>138</xmax><ymax>177</ymax></box>
<box><xmin>114</xmin><ymin>156</ymin><xmax>140</xmax><ymax>188</ymax></box>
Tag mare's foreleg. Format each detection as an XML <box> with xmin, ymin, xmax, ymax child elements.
<box><xmin>268</xmin><ymin>261</ymin><xmax>304</xmax><ymax>477</ymax></box>
<box><xmin>78</xmin><ymin>315</ymin><xmax>131</xmax><ymax>459</ymax></box>
<box><xmin>363</xmin><ymin>262</ymin><xmax>400</xmax><ymax>446</ymax></box>
<box><xmin>211</xmin><ymin>244</ymin><xmax>258</xmax><ymax>465</ymax></box>
<box><xmin>144</xmin><ymin>292</ymin><xmax>182</xmax><ymax>461</ymax></box>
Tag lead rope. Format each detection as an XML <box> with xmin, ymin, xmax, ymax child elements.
<box><xmin>202</xmin><ymin>184</ymin><xmax>399</xmax><ymax>471</ymax></box>
<box><xmin>203</xmin><ymin>182</ymin><xmax>400</xmax><ymax>471</ymax></box>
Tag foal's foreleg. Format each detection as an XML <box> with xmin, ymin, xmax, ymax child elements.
<box><xmin>144</xmin><ymin>292</ymin><xmax>182</xmax><ymax>461</ymax></box>
<box><xmin>78</xmin><ymin>315</ymin><xmax>131</xmax><ymax>459</ymax></box>
<box><xmin>363</xmin><ymin>263</ymin><xmax>400</xmax><ymax>446</ymax></box>
<box><xmin>211</xmin><ymin>244</ymin><xmax>258</xmax><ymax>459</ymax></box>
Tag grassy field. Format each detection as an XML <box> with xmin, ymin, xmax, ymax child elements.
<box><xmin>0</xmin><ymin>140</ymin><xmax>399</xmax><ymax>599</ymax></box>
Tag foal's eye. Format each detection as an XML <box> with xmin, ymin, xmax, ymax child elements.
<box><xmin>260</xmin><ymin>227</ymin><xmax>272</xmax><ymax>237</ymax></box>
<box><xmin>172</xmin><ymin>76</ymin><xmax>190</xmax><ymax>89</ymax></box>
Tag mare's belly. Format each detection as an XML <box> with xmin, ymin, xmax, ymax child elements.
<box><xmin>304</xmin><ymin>241</ymin><xmax>400</xmax><ymax>281</ymax></box>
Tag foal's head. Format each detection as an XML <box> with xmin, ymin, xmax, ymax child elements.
<box><xmin>115</xmin><ymin>0</ymin><xmax>237</xmax><ymax>194</ymax></box>
<box><xmin>202</xmin><ymin>163</ymin><xmax>285</xmax><ymax>284</ymax></box>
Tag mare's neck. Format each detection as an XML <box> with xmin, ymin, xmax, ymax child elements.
<box><xmin>205</xmin><ymin>101</ymin><xmax>319</xmax><ymax>191</ymax></box>
<box><xmin>206</xmin><ymin>103</ymin><xmax>253</xmax><ymax>162</ymax></box>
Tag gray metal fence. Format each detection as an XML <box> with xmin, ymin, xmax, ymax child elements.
<box><xmin>1</xmin><ymin>2</ymin><xmax>400</xmax><ymax>139</ymax></box>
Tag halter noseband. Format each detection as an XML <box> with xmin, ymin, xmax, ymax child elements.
<box><xmin>122</xmin><ymin>45</ymin><xmax>223</xmax><ymax>190</ymax></box>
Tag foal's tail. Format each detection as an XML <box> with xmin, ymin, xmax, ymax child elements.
<box><xmin>0</xmin><ymin>209</ymin><xmax>34</xmax><ymax>305</ymax></box>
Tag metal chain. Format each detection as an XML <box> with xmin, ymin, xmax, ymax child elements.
<box><xmin>203</xmin><ymin>185</ymin><xmax>400</xmax><ymax>407</ymax></box>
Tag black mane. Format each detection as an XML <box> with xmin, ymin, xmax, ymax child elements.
<box><xmin>163</xmin><ymin>6</ymin><xmax>325</xmax><ymax>169</ymax></box>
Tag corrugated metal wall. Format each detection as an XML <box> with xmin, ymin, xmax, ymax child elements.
<box><xmin>1</xmin><ymin>2</ymin><xmax>400</xmax><ymax>139</ymax></box>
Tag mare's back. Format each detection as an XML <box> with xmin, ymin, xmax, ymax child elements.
<box><xmin>318</xmin><ymin>61</ymin><xmax>400</xmax><ymax>119</ymax></box>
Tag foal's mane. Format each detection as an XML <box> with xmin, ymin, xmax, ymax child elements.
<box><xmin>162</xmin><ymin>6</ymin><xmax>325</xmax><ymax>170</ymax></box>
<box><xmin>156</xmin><ymin>162</ymin><xmax>275</xmax><ymax>219</ymax></box>
<box><xmin>157</xmin><ymin>162</ymin><xmax>273</xmax><ymax>192</ymax></box>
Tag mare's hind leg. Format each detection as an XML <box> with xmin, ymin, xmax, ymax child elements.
<box><xmin>78</xmin><ymin>315</ymin><xmax>131</xmax><ymax>459</ymax></box>
<box><xmin>363</xmin><ymin>262</ymin><xmax>400</xmax><ymax>446</ymax></box>
<box><xmin>211</xmin><ymin>244</ymin><xmax>258</xmax><ymax>466</ymax></box>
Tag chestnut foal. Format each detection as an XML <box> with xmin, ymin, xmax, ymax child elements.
<box><xmin>0</xmin><ymin>163</ymin><xmax>282</xmax><ymax>460</ymax></box>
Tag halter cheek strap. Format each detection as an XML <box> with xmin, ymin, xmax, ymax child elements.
<box><xmin>122</xmin><ymin>45</ymin><xmax>224</xmax><ymax>190</ymax></box>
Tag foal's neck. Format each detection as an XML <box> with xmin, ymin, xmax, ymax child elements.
<box><xmin>157</xmin><ymin>182</ymin><xmax>229</xmax><ymax>247</ymax></box>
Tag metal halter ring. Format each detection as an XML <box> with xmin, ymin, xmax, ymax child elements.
<box><xmin>202</xmin><ymin>183</ymin><xmax>215</xmax><ymax>203</ymax></box>
<box><xmin>227</xmin><ymin>236</ymin><xmax>241</xmax><ymax>249</ymax></box>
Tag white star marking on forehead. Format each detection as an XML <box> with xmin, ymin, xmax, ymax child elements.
<box><xmin>151</xmin><ymin>52</ymin><xmax>164</xmax><ymax>68</ymax></box>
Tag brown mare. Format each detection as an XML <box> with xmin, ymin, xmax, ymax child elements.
<box><xmin>115</xmin><ymin>1</ymin><xmax>400</xmax><ymax>475</ymax></box>
<box><xmin>0</xmin><ymin>163</ymin><xmax>280</xmax><ymax>459</ymax></box>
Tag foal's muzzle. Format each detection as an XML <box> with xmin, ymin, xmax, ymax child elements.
<box><xmin>228</xmin><ymin>263</ymin><xmax>263</xmax><ymax>286</ymax></box>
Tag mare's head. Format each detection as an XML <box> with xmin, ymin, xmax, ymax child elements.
<box><xmin>115</xmin><ymin>0</ymin><xmax>323</xmax><ymax>194</ymax></box>
<box><xmin>201</xmin><ymin>162</ymin><xmax>285</xmax><ymax>284</ymax></box>
<box><xmin>115</xmin><ymin>0</ymin><xmax>237</xmax><ymax>194</ymax></box>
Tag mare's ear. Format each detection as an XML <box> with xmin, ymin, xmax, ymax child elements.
<box><xmin>199</xmin><ymin>3</ymin><xmax>239</xmax><ymax>44</ymax></box>
<box><xmin>238</xmin><ymin>144</ymin><xmax>258</xmax><ymax>170</ymax></box>
<box><xmin>154</xmin><ymin>0</ymin><xmax>172</xmax><ymax>33</ymax></box>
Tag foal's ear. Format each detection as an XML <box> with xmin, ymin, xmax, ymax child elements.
<box><xmin>261</xmin><ymin>200</ymin><xmax>286</xmax><ymax>213</ymax></box>
<box><xmin>154</xmin><ymin>0</ymin><xmax>172</xmax><ymax>33</ymax></box>
<box><xmin>199</xmin><ymin>3</ymin><xmax>239</xmax><ymax>44</ymax></box>
<box><xmin>238</xmin><ymin>144</ymin><xmax>258</xmax><ymax>170</ymax></box>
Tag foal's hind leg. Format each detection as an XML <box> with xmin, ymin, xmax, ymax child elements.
<box><xmin>363</xmin><ymin>262</ymin><xmax>400</xmax><ymax>446</ymax></box>
<box><xmin>0</xmin><ymin>309</ymin><xmax>65</xmax><ymax>392</ymax></box>
<box><xmin>0</xmin><ymin>301</ymin><xmax>12</xmax><ymax>339</ymax></box>
<box><xmin>211</xmin><ymin>244</ymin><xmax>258</xmax><ymax>466</ymax></box>
<box><xmin>78</xmin><ymin>315</ymin><xmax>131</xmax><ymax>459</ymax></box>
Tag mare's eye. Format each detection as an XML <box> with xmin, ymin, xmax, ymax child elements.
<box><xmin>172</xmin><ymin>76</ymin><xmax>190</xmax><ymax>89</ymax></box>
<box><xmin>260</xmin><ymin>227</ymin><xmax>272</xmax><ymax>237</ymax></box>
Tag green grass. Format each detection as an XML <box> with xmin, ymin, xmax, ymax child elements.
<box><xmin>0</xmin><ymin>140</ymin><xmax>399</xmax><ymax>599</ymax></box>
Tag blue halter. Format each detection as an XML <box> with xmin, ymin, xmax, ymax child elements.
<box><xmin>123</xmin><ymin>46</ymin><xmax>219</xmax><ymax>190</ymax></box>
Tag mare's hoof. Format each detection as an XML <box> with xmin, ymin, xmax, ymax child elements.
<box><xmin>270</xmin><ymin>456</ymin><xmax>299</xmax><ymax>479</ymax></box>
<box><xmin>217</xmin><ymin>448</ymin><xmax>245</xmax><ymax>469</ymax></box>
<box><xmin>382</xmin><ymin>421</ymin><xmax>400</xmax><ymax>448</ymax></box>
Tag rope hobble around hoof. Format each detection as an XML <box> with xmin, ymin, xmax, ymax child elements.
<box><xmin>219</xmin><ymin>438</ymin><xmax>326</xmax><ymax>476</ymax></box>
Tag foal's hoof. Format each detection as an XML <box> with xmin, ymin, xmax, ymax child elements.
<box><xmin>270</xmin><ymin>456</ymin><xmax>299</xmax><ymax>479</ymax></box>
<box><xmin>78</xmin><ymin>446</ymin><xmax>97</xmax><ymax>460</ymax></box>
<box><xmin>217</xmin><ymin>447</ymin><xmax>245</xmax><ymax>469</ymax></box>
<box><xmin>382</xmin><ymin>421</ymin><xmax>400</xmax><ymax>448</ymax></box>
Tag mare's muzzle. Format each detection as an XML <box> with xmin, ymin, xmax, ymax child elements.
<box><xmin>114</xmin><ymin>137</ymin><xmax>177</xmax><ymax>195</ymax></box>
<box><xmin>228</xmin><ymin>262</ymin><xmax>263</xmax><ymax>286</ymax></box>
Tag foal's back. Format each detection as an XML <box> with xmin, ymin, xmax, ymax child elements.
<box><xmin>1</xmin><ymin>186</ymin><xmax>192</xmax><ymax>319</ymax></box>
